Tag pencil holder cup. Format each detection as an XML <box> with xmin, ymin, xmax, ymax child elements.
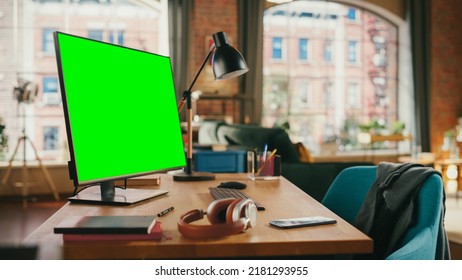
<box><xmin>247</xmin><ymin>151</ymin><xmax>281</xmax><ymax>180</ymax></box>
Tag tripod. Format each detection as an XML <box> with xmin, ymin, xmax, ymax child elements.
<box><xmin>1</xmin><ymin>131</ymin><xmax>60</xmax><ymax>207</ymax></box>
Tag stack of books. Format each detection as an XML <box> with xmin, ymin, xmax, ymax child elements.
<box><xmin>53</xmin><ymin>215</ymin><xmax>162</xmax><ymax>242</ymax></box>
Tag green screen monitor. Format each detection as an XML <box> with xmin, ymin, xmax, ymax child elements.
<box><xmin>54</xmin><ymin>31</ymin><xmax>186</xmax><ymax>205</ymax></box>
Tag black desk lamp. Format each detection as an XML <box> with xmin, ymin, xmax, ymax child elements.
<box><xmin>173</xmin><ymin>31</ymin><xmax>249</xmax><ymax>181</ymax></box>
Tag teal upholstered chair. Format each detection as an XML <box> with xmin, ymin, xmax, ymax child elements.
<box><xmin>322</xmin><ymin>166</ymin><xmax>445</xmax><ymax>260</ymax></box>
<box><xmin>321</xmin><ymin>166</ymin><xmax>376</xmax><ymax>225</ymax></box>
<box><xmin>385</xmin><ymin>173</ymin><xmax>444</xmax><ymax>260</ymax></box>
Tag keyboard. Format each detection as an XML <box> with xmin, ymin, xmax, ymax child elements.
<box><xmin>209</xmin><ymin>187</ymin><xmax>265</xmax><ymax>211</ymax></box>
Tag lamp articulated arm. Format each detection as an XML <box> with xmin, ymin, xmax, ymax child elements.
<box><xmin>173</xmin><ymin>31</ymin><xmax>248</xmax><ymax>181</ymax></box>
<box><xmin>177</xmin><ymin>45</ymin><xmax>215</xmax><ymax>113</ymax></box>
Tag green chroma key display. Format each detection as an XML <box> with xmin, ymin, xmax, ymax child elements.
<box><xmin>55</xmin><ymin>32</ymin><xmax>186</xmax><ymax>185</ymax></box>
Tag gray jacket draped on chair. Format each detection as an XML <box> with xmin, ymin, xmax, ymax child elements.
<box><xmin>355</xmin><ymin>162</ymin><xmax>450</xmax><ymax>259</ymax></box>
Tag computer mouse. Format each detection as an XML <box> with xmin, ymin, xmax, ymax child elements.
<box><xmin>218</xmin><ymin>181</ymin><xmax>247</xmax><ymax>189</ymax></box>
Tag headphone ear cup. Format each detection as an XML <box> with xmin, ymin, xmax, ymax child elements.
<box><xmin>206</xmin><ymin>198</ymin><xmax>236</xmax><ymax>224</ymax></box>
<box><xmin>225</xmin><ymin>198</ymin><xmax>245</xmax><ymax>224</ymax></box>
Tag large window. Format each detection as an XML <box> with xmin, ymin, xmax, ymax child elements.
<box><xmin>0</xmin><ymin>0</ymin><xmax>169</xmax><ymax>162</ymax></box>
<box><xmin>263</xmin><ymin>0</ymin><xmax>403</xmax><ymax>154</ymax></box>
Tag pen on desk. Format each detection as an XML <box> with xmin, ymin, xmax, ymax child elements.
<box><xmin>262</xmin><ymin>143</ymin><xmax>268</xmax><ymax>162</ymax></box>
<box><xmin>268</xmin><ymin>148</ymin><xmax>277</xmax><ymax>159</ymax></box>
<box><xmin>157</xmin><ymin>206</ymin><xmax>174</xmax><ymax>217</ymax></box>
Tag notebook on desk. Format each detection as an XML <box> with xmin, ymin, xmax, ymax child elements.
<box><xmin>61</xmin><ymin>221</ymin><xmax>163</xmax><ymax>242</ymax></box>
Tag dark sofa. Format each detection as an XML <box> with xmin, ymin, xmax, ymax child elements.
<box><xmin>197</xmin><ymin>121</ymin><xmax>374</xmax><ymax>202</ymax></box>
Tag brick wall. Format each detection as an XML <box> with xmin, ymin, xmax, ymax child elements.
<box><xmin>190</xmin><ymin>0</ymin><xmax>240</xmax><ymax>122</ymax></box>
<box><xmin>430</xmin><ymin>0</ymin><xmax>462</xmax><ymax>154</ymax></box>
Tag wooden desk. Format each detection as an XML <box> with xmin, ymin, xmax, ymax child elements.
<box><xmin>23</xmin><ymin>174</ymin><xmax>372</xmax><ymax>259</ymax></box>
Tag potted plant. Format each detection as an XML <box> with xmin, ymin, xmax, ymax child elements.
<box><xmin>391</xmin><ymin>120</ymin><xmax>405</xmax><ymax>135</ymax></box>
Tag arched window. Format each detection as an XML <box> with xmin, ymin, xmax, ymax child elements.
<box><xmin>263</xmin><ymin>0</ymin><xmax>411</xmax><ymax>154</ymax></box>
<box><xmin>0</xmin><ymin>0</ymin><xmax>168</xmax><ymax>161</ymax></box>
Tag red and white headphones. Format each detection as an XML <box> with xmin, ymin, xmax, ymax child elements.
<box><xmin>177</xmin><ymin>198</ymin><xmax>257</xmax><ymax>239</ymax></box>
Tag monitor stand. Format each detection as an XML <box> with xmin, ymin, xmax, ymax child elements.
<box><xmin>68</xmin><ymin>181</ymin><xmax>168</xmax><ymax>206</ymax></box>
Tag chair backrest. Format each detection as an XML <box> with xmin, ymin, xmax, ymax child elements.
<box><xmin>385</xmin><ymin>173</ymin><xmax>443</xmax><ymax>260</ymax></box>
<box><xmin>322</xmin><ymin>165</ymin><xmax>444</xmax><ymax>260</ymax></box>
<box><xmin>321</xmin><ymin>166</ymin><xmax>377</xmax><ymax>224</ymax></box>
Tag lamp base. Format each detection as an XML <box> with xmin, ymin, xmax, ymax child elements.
<box><xmin>169</xmin><ymin>169</ymin><xmax>216</xmax><ymax>181</ymax></box>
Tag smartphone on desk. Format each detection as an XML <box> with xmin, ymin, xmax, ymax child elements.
<box><xmin>269</xmin><ymin>216</ymin><xmax>337</xmax><ymax>229</ymax></box>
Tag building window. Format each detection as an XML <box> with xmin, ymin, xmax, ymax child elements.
<box><xmin>348</xmin><ymin>40</ymin><xmax>358</xmax><ymax>63</ymax></box>
<box><xmin>42</xmin><ymin>28</ymin><xmax>56</xmax><ymax>53</ymax></box>
<box><xmin>347</xmin><ymin>83</ymin><xmax>360</xmax><ymax>108</ymax></box>
<box><xmin>347</xmin><ymin>8</ymin><xmax>357</xmax><ymax>21</ymax></box>
<box><xmin>299</xmin><ymin>38</ymin><xmax>309</xmax><ymax>61</ymax></box>
<box><xmin>109</xmin><ymin>30</ymin><xmax>124</xmax><ymax>45</ymax></box>
<box><xmin>324</xmin><ymin>40</ymin><xmax>332</xmax><ymax>62</ymax></box>
<box><xmin>42</xmin><ymin>77</ymin><xmax>61</xmax><ymax>105</ymax></box>
<box><xmin>43</xmin><ymin>126</ymin><xmax>59</xmax><ymax>151</ymax></box>
<box><xmin>290</xmin><ymin>81</ymin><xmax>311</xmax><ymax>114</ymax></box>
<box><xmin>43</xmin><ymin>77</ymin><xmax>58</xmax><ymax>93</ymax></box>
<box><xmin>272</xmin><ymin>37</ymin><xmax>283</xmax><ymax>60</ymax></box>
<box><xmin>88</xmin><ymin>29</ymin><xmax>103</xmax><ymax>41</ymax></box>
<box><xmin>298</xmin><ymin>81</ymin><xmax>310</xmax><ymax>104</ymax></box>
<box><xmin>324</xmin><ymin>82</ymin><xmax>333</xmax><ymax>108</ymax></box>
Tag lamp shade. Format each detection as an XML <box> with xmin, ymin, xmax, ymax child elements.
<box><xmin>211</xmin><ymin>31</ymin><xmax>249</xmax><ymax>80</ymax></box>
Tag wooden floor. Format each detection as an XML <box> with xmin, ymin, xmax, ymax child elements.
<box><xmin>0</xmin><ymin>196</ymin><xmax>66</xmax><ymax>245</ymax></box>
